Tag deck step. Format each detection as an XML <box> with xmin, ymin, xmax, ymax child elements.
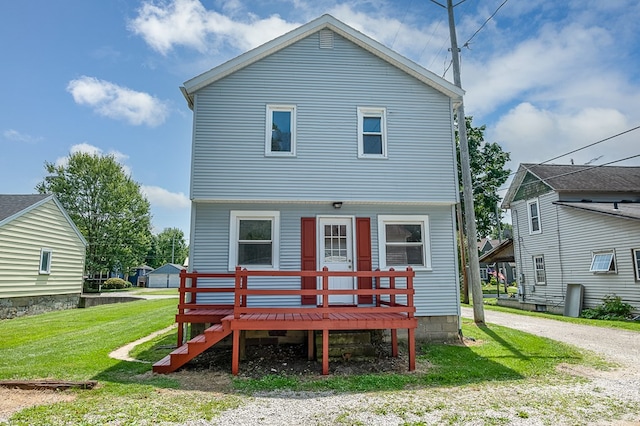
<box><xmin>153</xmin><ymin>322</ymin><xmax>232</xmax><ymax>374</ymax></box>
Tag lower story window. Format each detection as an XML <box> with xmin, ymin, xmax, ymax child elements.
<box><xmin>533</xmin><ymin>255</ymin><xmax>545</xmax><ymax>284</ymax></box>
<box><xmin>633</xmin><ymin>249</ymin><xmax>640</xmax><ymax>281</ymax></box>
<box><xmin>480</xmin><ymin>267</ymin><xmax>488</xmax><ymax>281</ymax></box>
<box><xmin>39</xmin><ymin>248</ymin><xmax>52</xmax><ymax>274</ymax></box>
<box><xmin>590</xmin><ymin>250</ymin><xmax>616</xmax><ymax>273</ymax></box>
<box><xmin>378</xmin><ymin>215</ymin><xmax>431</xmax><ymax>270</ymax></box>
<box><xmin>229</xmin><ymin>211</ymin><xmax>280</xmax><ymax>270</ymax></box>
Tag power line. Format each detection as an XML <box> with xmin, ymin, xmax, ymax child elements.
<box><xmin>463</xmin><ymin>0</ymin><xmax>510</xmax><ymax>49</ymax></box>
<box><xmin>486</xmin><ymin>124</ymin><xmax>640</xmax><ymax>193</ymax></box>
<box><xmin>390</xmin><ymin>0</ymin><xmax>414</xmax><ymax>49</ymax></box>
<box><xmin>540</xmin><ymin>124</ymin><xmax>640</xmax><ymax>165</ymax></box>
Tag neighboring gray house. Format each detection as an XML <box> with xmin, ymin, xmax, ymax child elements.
<box><xmin>147</xmin><ymin>263</ymin><xmax>186</xmax><ymax>288</ymax></box>
<box><xmin>181</xmin><ymin>14</ymin><xmax>465</xmax><ymax>340</ymax></box>
<box><xmin>0</xmin><ymin>194</ymin><xmax>87</xmax><ymax>318</ymax></box>
<box><xmin>502</xmin><ymin>163</ymin><xmax>640</xmax><ymax>315</ymax></box>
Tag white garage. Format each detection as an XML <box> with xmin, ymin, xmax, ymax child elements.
<box><xmin>147</xmin><ymin>263</ymin><xmax>185</xmax><ymax>288</ymax></box>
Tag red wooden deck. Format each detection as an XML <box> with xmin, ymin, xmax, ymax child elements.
<box><xmin>153</xmin><ymin>267</ymin><xmax>416</xmax><ymax>375</ymax></box>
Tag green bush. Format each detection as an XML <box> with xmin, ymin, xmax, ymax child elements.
<box><xmin>581</xmin><ymin>294</ymin><xmax>634</xmax><ymax>320</ymax></box>
<box><xmin>102</xmin><ymin>277</ymin><xmax>132</xmax><ymax>290</ymax></box>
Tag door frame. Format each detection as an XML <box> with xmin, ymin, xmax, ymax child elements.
<box><xmin>316</xmin><ymin>215</ymin><xmax>357</xmax><ymax>304</ymax></box>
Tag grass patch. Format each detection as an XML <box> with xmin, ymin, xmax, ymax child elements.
<box><xmin>467</xmin><ymin>302</ymin><xmax>640</xmax><ymax>332</ymax></box>
<box><xmin>232</xmin><ymin>318</ymin><xmax>595</xmax><ymax>393</ymax></box>
<box><xmin>1</xmin><ymin>299</ymin><xmax>613</xmax><ymax>424</ymax></box>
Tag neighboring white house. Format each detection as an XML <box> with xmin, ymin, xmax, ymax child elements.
<box><xmin>0</xmin><ymin>194</ymin><xmax>87</xmax><ymax>318</ymax></box>
<box><xmin>181</xmin><ymin>14</ymin><xmax>465</xmax><ymax>340</ymax></box>
<box><xmin>502</xmin><ymin>163</ymin><xmax>640</xmax><ymax>315</ymax></box>
<box><xmin>147</xmin><ymin>263</ymin><xmax>186</xmax><ymax>288</ymax></box>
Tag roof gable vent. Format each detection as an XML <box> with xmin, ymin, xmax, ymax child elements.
<box><xmin>319</xmin><ymin>29</ymin><xmax>334</xmax><ymax>49</ymax></box>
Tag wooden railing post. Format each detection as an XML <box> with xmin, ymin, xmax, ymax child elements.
<box><xmin>177</xmin><ymin>269</ymin><xmax>187</xmax><ymax>346</ymax></box>
<box><xmin>389</xmin><ymin>267</ymin><xmax>396</xmax><ymax>307</ymax></box>
<box><xmin>406</xmin><ymin>266</ymin><xmax>414</xmax><ymax>318</ymax></box>
<box><xmin>374</xmin><ymin>268</ymin><xmax>380</xmax><ymax>306</ymax></box>
<box><xmin>322</xmin><ymin>266</ymin><xmax>329</xmax><ymax>319</ymax></box>
<box><xmin>234</xmin><ymin>266</ymin><xmax>242</xmax><ymax>319</ymax></box>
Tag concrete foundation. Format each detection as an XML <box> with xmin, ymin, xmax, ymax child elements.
<box><xmin>415</xmin><ymin>315</ymin><xmax>460</xmax><ymax>342</ymax></box>
<box><xmin>0</xmin><ymin>293</ymin><xmax>81</xmax><ymax>319</ymax></box>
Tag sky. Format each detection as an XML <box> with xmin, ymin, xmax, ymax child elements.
<box><xmin>1</xmin><ymin>0</ymin><xmax>639</xmax><ymax>238</ymax></box>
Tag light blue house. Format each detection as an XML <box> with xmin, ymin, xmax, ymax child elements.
<box><xmin>181</xmin><ymin>15</ymin><xmax>464</xmax><ymax>341</ymax></box>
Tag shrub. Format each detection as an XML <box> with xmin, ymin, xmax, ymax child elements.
<box><xmin>581</xmin><ymin>294</ymin><xmax>634</xmax><ymax>320</ymax></box>
<box><xmin>102</xmin><ymin>277</ymin><xmax>132</xmax><ymax>290</ymax></box>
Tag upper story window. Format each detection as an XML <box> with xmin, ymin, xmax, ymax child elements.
<box><xmin>378</xmin><ymin>215</ymin><xmax>431</xmax><ymax>270</ymax></box>
<box><xmin>590</xmin><ymin>250</ymin><xmax>616</xmax><ymax>273</ymax></box>
<box><xmin>39</xmin><ymin>248</ymin><xmax>52</xmax><ymax>274</ymax></box>
<box><xmin>266</xmin><ymin>105</ymin><xmax>296</xmax><ymax>156</ymax></box>
<box><xmin>527</xmin><ymin>198</ymin><xmax>541</xmax><ymax>234</ymax></box>
<box><xmin>633</xmin><ymin>249</ymin><xmax>640</xmax><ymax>281</ymax></box>
<box><xmin>533</xmin><ymin>255</ymin><xmax>545</xmax><ymax>284</ymax></box>
<box><xmin>357</xmin><ymin>107</ymin><xmax>387</xmax><ymax>158</ymax></box>
<box><xmin>229</xmin><ymin>211</ymin><xmax>280</xmax><ymax>270</ymax></box>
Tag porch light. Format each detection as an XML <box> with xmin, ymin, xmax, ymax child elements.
<box><xmin>332</xmin><ymin>201</ymin><xmax>343</xmax><ymax>209</ymax></box>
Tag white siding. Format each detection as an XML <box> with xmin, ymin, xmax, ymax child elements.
<box><xmin>191</xmin><ymin>202</ymin><xmax>459</xmax><ymax>316</ymax></box>
<box><xmin>190</xmin><ymin>30</ymin><xmax>457</xmax><ymax>203</ymax></box>
<box><xmin>0</xmin><ymin>199</ymin><xmax>86</xmax><ymax>298</ymax></box>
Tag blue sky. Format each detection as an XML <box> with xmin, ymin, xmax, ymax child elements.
<box><xmin>1</xmin><ymin>0</ymin><xmax>639</xmax><ymax>237</ymax></box>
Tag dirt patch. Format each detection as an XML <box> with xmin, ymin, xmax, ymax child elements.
<box><xmin>177</xmin><ymin>339</ymin><xmax>418</xmax><ymax>383</ymax></box>
<box><xmin>0</xmin><ymin>388</ymin><xmax>76</xmax><ymax>423</ymax></box>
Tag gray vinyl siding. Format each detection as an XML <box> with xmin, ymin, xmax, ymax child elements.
<box><xmin>512</xmin><ymin>192</ymin><xmax>640</xmax><ymax>312</ymax></box>
<box><xmin>512</xmin><ymin>191</ymin><xmax>565</xmax><ymax>308</ymax></box>
<box><xmin>0</xmin><ymin>199</ymin><xmax>86</xmax><ymax>298</ymax></box>
<box><xmin>191</xmin><ymin>202</ymin><xmax>460</xmax><ymax>317</ymax></box>
<box><xmin>190</xmin><ymin>30</ymin><xmax>457</xmax><ymax>203</ymax></box>
<box><xmin>555</xmin><ymin>207</ymin><xmax>640</xmax><ymax>311</ymax></box>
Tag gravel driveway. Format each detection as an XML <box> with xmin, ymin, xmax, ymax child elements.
<box><xmin>183</xmin><ymin>308</ymin><xmax>640</xmax><ymax>426</ymax></box>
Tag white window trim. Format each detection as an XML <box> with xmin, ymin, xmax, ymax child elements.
<box><xmin>632</xmin><ymin>249</ymin><xmax>640</xmax><ymax>281</ymax></box>
<box><xmin>480</xmin><ymin>267</ymin><xmax>488</xmax><ymax>281</ymax></box>
<box><xmin>527</xmin><ymin>198</ymin><xmax>542</xmax><ymax>235</ymax></box>
<box><xmin>590</xmin><ymin>249</ymin><xmax>617</xmax><ymax>274</ymax></box>
<box><xmin>265</xmin><ymin>104</ymin><xmax>296</xmax><ymax>157</ymax></box>
<box><xmin>533</xmin><ymin>255</ymin><xmax>545</xmax><ymax>285</ymax></box>
<box><xmin>377</xmin><ymin>215</ymin><xmax>431</xmax><ymax>271</ymax></box>
<box><xmin>39</xmin><ymin>248</ymin><xmax>52</xmax><ymax>274</ymax></box>
<box><xmin>229</xmin><ymin>211</ymin><xmax>280</xmax><ymax>271</ymax></box>
<box><xmin>357</xmin><ymin>107</ymin><xmax>387</xmax><ymax>159</ymax></box>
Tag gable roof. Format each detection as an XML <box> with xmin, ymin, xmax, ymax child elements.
<box><xmin>478</xmin><ymin>239</ymin><xmax>514</xmax><ymax>263</ymax></box>
<box><xmin>180</xmin><ymin>14</ymin><xmax>464</xmax><ymax>108</ymax></box>
<box><xmin>0</xmin><ymin>194</ymin><xmax>49</xmax><ymax>222</ymax></box>
<box><xmin>503</xmin><ymin>163</ymin><xmax>640</xmax><ymax>208</ymax></box>
<box><xmin>149</xmin><ymin>263</ymin><xmax>186</xmax><ymax>275</ymax></box>
<box><xmin>0</xmin><ymin>194</ymin><xmax>88</xmax><ymax>246</ymax></box>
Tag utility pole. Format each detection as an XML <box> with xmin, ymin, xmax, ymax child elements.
<box><xmin>433</xmin><ymin>0</ymin><xmax>485</xmax><ymax>323</ymax></box>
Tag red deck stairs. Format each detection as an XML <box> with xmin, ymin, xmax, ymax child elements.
<box><xmin>153</xmin><ymin>320</ymin><xmax>232</xmax><ymax>374</ymax></box>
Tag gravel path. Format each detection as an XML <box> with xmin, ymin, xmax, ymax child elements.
<box><xmin>182</xmin><ymin>308</ymin><xmax>640</xmax><ymax>426</ymax></box>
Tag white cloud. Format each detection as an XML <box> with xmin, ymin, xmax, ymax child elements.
<box><xmin>141</xmin><ymin>185</ymin><xmax>190</xmax><ymax>209</ymax></box>
<box><xmin>3</xmin><ymin>129</ymin><xmax>43</xmax><ymax>143</ymax></box>
<box><xmin>491</xmin><ymin>103</ymin><xmax>634</xmax><ymax>168</ymax></box>
<box><xmin>129</xmin><ymin>0</ymin><xmax>300</xmax><ymax>54</ymax></box>
<box><xmin>66</xmin><ymin>76</ymin><xmax>169</xmax><ymax>126</ymax></box>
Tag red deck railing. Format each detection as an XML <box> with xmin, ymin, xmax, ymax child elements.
<box><xmin>169</xmin><ymin>267</ymin><xmax>417</xmax><ymax>374</ymax></box>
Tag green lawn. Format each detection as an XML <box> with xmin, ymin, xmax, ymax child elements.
<box><xmin>469</xmin><ymin>302</ymin><xmax>640</xmax><ymax>332</ymax></box>
<box><xmin>0</xmin><ymin>299</ymin><xmax>610</xmax><ymax>424</ymax></box>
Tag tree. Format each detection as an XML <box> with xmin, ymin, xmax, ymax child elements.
<box><xmin>152</xmin><ymin>228</ymin><xmax>188</xmax><ymax>267</ymax></box>
<box><xmin>36</xmin><ymin>152</ymin><xmax>152</xmax><ymax>278</ymax></box>
<box><xmin>456</xmin><ymin>116</ymin><xmax>511</xmax><ymax>238</ymax></box>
